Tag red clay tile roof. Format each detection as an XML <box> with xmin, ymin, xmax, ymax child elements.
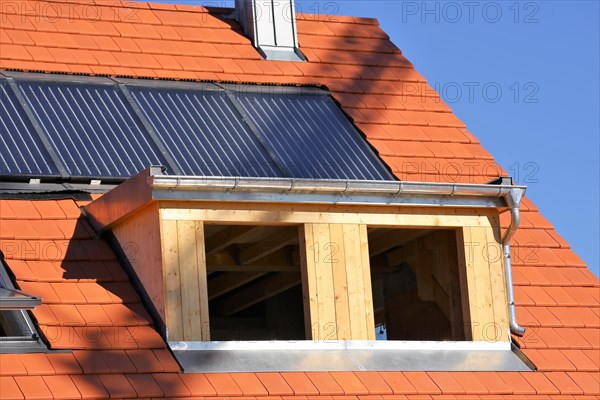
<box><xmin>0</xmin><ymin>1</ymin><xmax>599</xmax><ymax>398</ymax></box>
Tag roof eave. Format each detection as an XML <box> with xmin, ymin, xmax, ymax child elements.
<box><xmin>84</xmin><ymin>166</ymin><xmax>526</xmax><ymax>232</ymax></box>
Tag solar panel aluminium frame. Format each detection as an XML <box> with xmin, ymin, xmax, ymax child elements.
<box><xmin>7</xmin><ymin>72</ymin><xmax>174</xmax><ymax>182</ymax></box>
<box><xmin>122</xmin><ymin>78</ymin><xmax>286</xmax><ymax>178</ymax></box>
<box><xmin>0</xmin><ymin>70</ymin><xmax>394</xmax><ymax>182</ymax></box>
<box><xmin>0</xmin><ymin>72</ymin><xmax>64</xmax><ymax>180</ymax></box>
<box><xmin>113</xmin><ymin>78</ymin><xmax>395</xmax><ymax>181</ymax></box>
<box><xmin>114</xmin><ymin>77</ymin><xmax>335</xmax><ymax>178</ymax></box>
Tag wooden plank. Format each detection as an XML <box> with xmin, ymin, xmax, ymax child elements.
<box><xmin>176</xmin><ymin>220</ymin><xmax>203</xmax><ymax>341</ymax></box>
<box><xmin>485</xmin><ymin>223</ymin><xmax>509</xmax><ymax>342</ymax></box>
<box><xmin>329</xmin><ymin>224</ymin><xmax>351</xmax><ymax>340</ymax></box>
<box><xmin>299</xmin><ymin>224</ymin><xmax>319</xmax><ymax>340</ymax></box>
<box><xmin>455</xmin><ymin>228</ymin><xmax>473</xmax><ymax>341</ymax></box>
<box><xmin>312</xmin><ymin>223</ymin><xmax>337</xmax><ymax>341</ymax></box>
<box><xmin>206</xmin><ymin>247</ymin><xmax>299</xmax><ymax>272</ymax></box>
<box><xmin>207</xmin><ymin>271</ymin><xmax>267</xmax><ymax>300</ymax></box>
<box><xmin>466</xmin><ymin>226</ymin><xmax>495</xmax><ymax>341</ymax></box>
<box><xmin>160</xmin><ymin>204</ymin><xmax>491</xmax><ymax>228</ymax></box>
<box><xmin>159</xmin><ymin>216</ymin><xmax>183</xmax><ymax>341</ymax></box>
<box><xmin>358</xmin><ymin>224</ymin><xmax>375</xmax><ymax>340</ymax></box>
<box><xmin>112</xmin><ymin>203</ymin><xmax>165</xmax><ymax>321</ymax></box>
<box><xmin>239</xmin><ymin>228</ymin><xmax>298</xmax><ymax>264</ymax></box>
<box><xmin>195</xmin><ymin>221</ymin><xmax>210</xmax><ymax>341</ymax></box>
<box><xmin>213</xmin><ymin>273</ymin><xmax>301</xmax><ymax>317</ymax></box>
<box><xmin>343</xmin><ymin>224</ymin><xmax>368</xmax><ymax>340</ymax></box>
<box><xmin>204</xmin><ymin>225</ymin><xmax>257</xmax><ymax>255</ymax></box>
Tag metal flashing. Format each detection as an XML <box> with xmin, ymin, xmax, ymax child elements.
<box><xmin>169</xmin><ymin>340</ymin><xmax>531</xmax><ymax>372</ymax></box>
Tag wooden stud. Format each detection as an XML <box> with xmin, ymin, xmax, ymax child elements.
<box><xmin>159</xmin><ymin>216</ymin><xmax>184</xmax><ymax>341</ymax></box>
<box><xmin>358</xmin><ymin>224</ymin><xmax>375</xmax><ymax>340</ymax></box>
<box><xmin>312</xmin><ymin>223</ymin><xmax>337</xmax><ymax>340</ymax></box>
<box><xmin>485</xmin><ymin>223</ymin><xmax>509</xmax><ymax>342</ymax></box>
<box><xmin>463</xmin><ymin>226</ymin><xmax>496</xmax><ymax>341</ymax></box>
<box><xmin>177</xmin><ymin>220</ymin><xmax>202</xmax><ymax>340</ymax></box>
<box><xmin>455</xmin><ymin>228</ymin><xmax>473</xmax><ymax>341</ymax></box>
<box><xmin>343</xmin><ymin>224</ymin><xmax>368</xmax><ymax>340</ymax></box>
<box><xmin>195</xmin><ymin>221</ymin><xmax>210</xmax><ymax>341</ymax></box>
<box><xmin>329</xmin><ymin>224</ymin><xmax>351</xmax><ymax>340</ymax></box>
<box><xmin>299</xmin><ymin>224</ymin><xmax>319</xmax><ymax>339</ymax></box>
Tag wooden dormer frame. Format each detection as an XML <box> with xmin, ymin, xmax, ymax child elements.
<box><xmin>85</xmin><ymin>167</ymin><xmax>523</xmax><ymax>346</ymax></box>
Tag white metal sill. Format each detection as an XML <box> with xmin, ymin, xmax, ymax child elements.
<box><xmin>169</xmin><ymin>340</ymin><xmax>533</xmax><ymax>373</ymax></box>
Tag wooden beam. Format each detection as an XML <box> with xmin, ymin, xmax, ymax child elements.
<box><xmin>311</xmin><ymin>223</ymin><xmax>337</xmax><ymax>340</ymax></box>
<box><xmin>369</xmin><ymin>229</ymin><xmax>430</xmax><ymax>257</ymax></box>
<box><xmin>456</xmin><ymin>228</ymin><xmax>473</xmax><ymax>341</ymax></box>
<box><xmin>205</xmin><ymin>225</ymin><xmax>257</xmax><ymax>255</ymax></box>
<box><xmin>176</xmin><ymin>220</ymin><xmax>210</xmax><ymax>341</ymax></box>
<box><xmin>213</xmin><ymin>273</ymin><xmax>301</xmax><ymax>316</ymax></box>
<box><xmin>461</xmin><ymin>226</ymin><xmax>496</xmax><ymax>341</ymax></box>
<box><xmin>358</xmin><ymin>224</ymin><xmax>376</xmax><ymax>340</ymax></box>
<box><xmin>299</xmin><ymin>224</ymin><xmax>318</xmax><ymax>340</ymax></box>
<box><xmin>329</xmin><ymin>223</ymin><xmax>351</xmax><ymax>340</ymax></box>
<box><xmin>207</xmin><ymin>271</ymin><xmax>266</xmax><ymax>300</ymax></box>
<box><xmin>160</xmin><ymin>202</ymin><xmax>495</xmax><ymax>228</ymax></box>
<box><xmin>239</xmin><ymin>228</ymin><xmax>298</xmax><ymax>264</ymax></box>
<box><xmin>485</xmin><ymin>221</ymin><xmax>509</xmax><ymax>342</ymax></box>
<box><xmin>207</xmin><ymin>247</ymin><xmax>299</xmax><ymax>272</ymax></box>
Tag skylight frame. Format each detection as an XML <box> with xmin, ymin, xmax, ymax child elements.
<box><xmin>0</xmin><ymin>261</ymin><xmax>47</xmax><ymax>353</ymax></box>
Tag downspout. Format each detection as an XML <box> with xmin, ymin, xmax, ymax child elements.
<box><xmin>502</xmin><ymin>188</ymin><xmax>526</xmax><ymax>336</ymax></box>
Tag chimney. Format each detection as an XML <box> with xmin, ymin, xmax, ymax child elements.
<box><xmin>235</xmin><ymin>0</ymin><xmax>305</xmax><ymax>61</ymax></box>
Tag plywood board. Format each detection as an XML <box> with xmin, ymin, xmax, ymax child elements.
<box><xmin>112</xmin><ymin>203</ymin><xmax>164</xmax><ymax>321</ymax></box>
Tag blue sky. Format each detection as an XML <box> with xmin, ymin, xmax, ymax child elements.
<box><xmin>348</xmin><ymin>0</ymin><xmax>599</xmax><ymax>277</ymax></box>
<box><xmin>152</xmin><ymin>1</ymin><xmax>599</xmax><ymax>277</ymax></box>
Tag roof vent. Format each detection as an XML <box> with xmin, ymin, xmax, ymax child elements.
<box><xmin>235</xmin><ymin>0</ymin><xmax>305</xmax><ymax>61</ymax></box>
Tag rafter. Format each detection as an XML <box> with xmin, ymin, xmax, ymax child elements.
<box><xmin>369</xmin><ymin>229</ymin><xmax>430</xmax><ymax>258</ymax></box>
<box><xmin>207</xmin><ymin>264</ymin><xmax>298</xmax><ymax>273</ymax></box>
<box><xmin>239</xmin><ymin>228</ymin><xmax>298</xmax><ymax>264</ymax></box>
<box><xmin>212</xmin><ymin>273</ymin><xmax>301</xmax><ymax>316</ymax></box>
<box><xmin>207</xmin><ymin>271</ymin><xmax>267</xmax><ymax>300</ymax></box>
<box><xmin>204</xmin><ymin>225</ymin><xmax>258</xmax><ymax>255</ymax></box>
